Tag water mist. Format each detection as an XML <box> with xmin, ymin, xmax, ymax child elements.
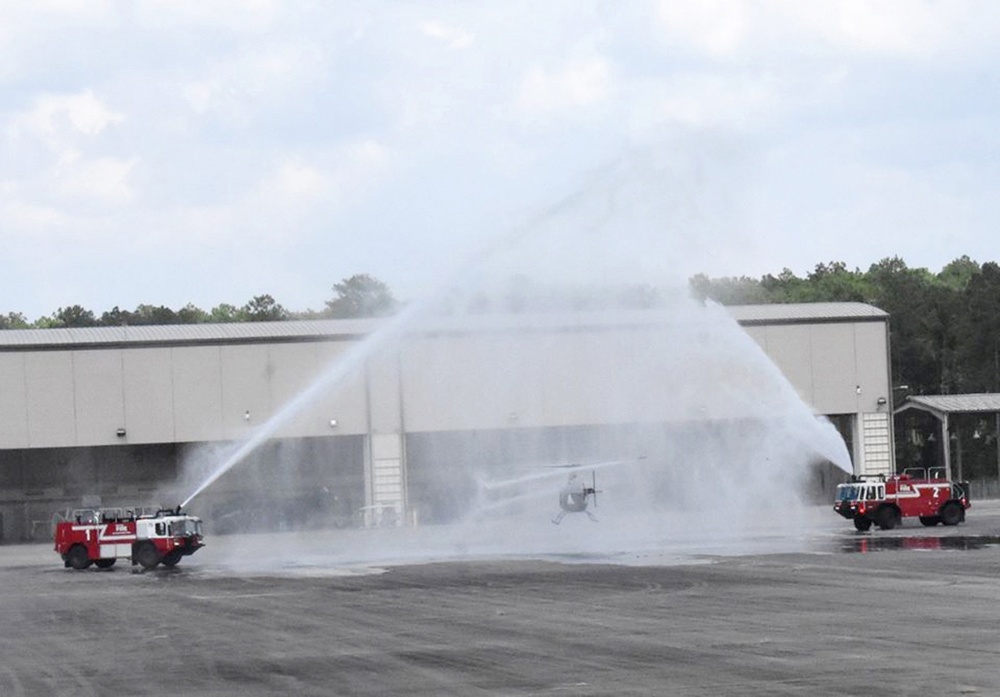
<box><xmin>174</xmin><ymin>152</ymin><xmax>855</xmax><ymax>572</ymax></box>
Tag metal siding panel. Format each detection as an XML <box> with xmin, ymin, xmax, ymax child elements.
<box><xmin>267</xmin><ymin>343</ymin><xmax>321</xmax><ymax>438</ymax></box>
<box><xmin>172</xmin><ymin>346</ymin><xmax>224</xmax><ymax>442</ymax></box>
<box><xmin>536</xmin><ymin>332</ymin><xmax>609</xmax><ymax>427</ymax></box>
<box><xmin>401</xmin><ymin>335</ymin><xmax>526</xmax><ymax>432</ymax></box>
<box><xmin>73</xmin><ymin>350</ymin><xmax>126</xmax><ymax>445</ymax></box>
<box><xmin>810</xmin><ymin>324</ymin><xmax>858</xmax><ymax>414</ymax></box>
<box><xmin>123</xmin><ymin>348</ymin><xmax>175</xmax><ymax>443</ymax></box>
<box><xmin>741</xmin><ymin>325</ymin><xmax>767</xmax><ymax>352</ymax></box>
<box><xmin>0</xmin><ymin>353</ymin><xmax>28</xmax><ymax>448</ymax></box>
<box><xmin>537</xmin><ymin>330</ymin><xmax>661</xmax><ymax>427</ymax></box>
<box><xmin>309</xmin><ymin>343</ymin><xmax>369</xmax><ymax>435</ymax></box>
<box><xmin>398</xmin><ymin>339</ymin><xmax>436</xmax><ymax>432</ymax></box>
<box><xmin>367</xmin><ymin>349</ymin><xmax>402</xmax><ymax>434</ymax></box>
<box><xmin>24</xmin><ymin>352</ymin><xmax>76</xmax><ymax>447</ymax></box>
<box><xmin>220</xmin><ymin>345</ymin><xmax>271</xmax><ymax>439</ymax></box>
<box><xmin>854</xmin><ymin>322</ymin><xmax>890</xmax><ymax>411</ymax></box>
<box><xmin>759</xmin><ymin>325</ymin><xmax>813</xmax><ymax>405</ymax></box>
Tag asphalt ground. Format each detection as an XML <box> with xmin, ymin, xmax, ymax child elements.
<box><xmin>3</xmin><ymin>502</ymin><xmax>1000</xmax><ymax>696</ymax></box>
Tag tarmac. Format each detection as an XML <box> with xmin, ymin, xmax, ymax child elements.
<box><xmin>3</xmin><ymin>501</ymin><xmax>1000</xmax><ymax>696</ymax></box>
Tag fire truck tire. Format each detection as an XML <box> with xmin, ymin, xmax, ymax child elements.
<box><xmin>919</xmin><ymin>516</ymin><xmax>940</xmax><ymax>526</ymax></box>
<box><xmin>94</xmin><ymin>558</ymin><xmax>116</xmax><ymax>569</ymax></box>
<box><xmin>853</xmin><ymin>517</ymin><xmax>872</xmax><ymax>531</ymax></box>
<box><xmin>940</xmin><ymin>502</ymin><xmax>963</xmax><ymax>526</ymax></box>
<box><xmin>161</xmin><ymin>550</ymin><xmax>183</xmax><ymax>568</ymax></box>
<box><xmin>134</xmin><ymin>542</ymin><xmax>161</xmax><ymax>570</ymax></box>
<box><xmin>66</xmin><ymin>545</ymin><xmax>92</xmax><ymax>570</ymax></box>
<box><xmin>875</xmin><ymin>506</ymin><xmax>899</xmax><ymax>530</ymax></box>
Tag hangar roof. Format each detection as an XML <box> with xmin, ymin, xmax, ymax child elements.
<box><xmin>0</xmin><ymin>301</ymin><xmax>887</xmax><ymax>351</ymax></box>
<box><xmin>725</xmin><ymin>302</ymin><xmax>888</xmax><ymax>324</ymax></box>
<box><xmin>0</xmin><ymin>319</ymin><xmax>381</xmax><ymax>350</ymax></box>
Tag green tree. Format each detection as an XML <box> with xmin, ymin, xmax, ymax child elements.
<box><xmin>177</xmin><ymin>303</ymin><xmax>210</xmax><ymax>324</ymax></box>
<box><xmin>759</xmin><ymin>268</ymin><xmax>808</xmax><ymax>302</ymax></box>
<box><xmin>802</xmin><ymin>262</ymin><xmax>871</xmax><ymax>302</ymax></box>
<box><xmin>210</xmin><ymin>303</ymin><xmax>243</xmax><ymax>323</ymax></box>
<box><xmin>130</xmin><ymin>305</ymin><xmax>178</xmax><ymax>325</ymax></box>
<box><xmin>955</xmin><ymin>261</ymin><xmax>1000</xmax><ymax>391</ymax></box>
<box><xmin>689</xmin><ymin>273</ymin><xmax>771</xmax><ymax>304</ymax></box>
<box><xmin>0</xmin><ymin>312</ymin><xmax>29</xmax><ymax>329</ymax></box>
<box><xmin>242</xmin><ymin>294</ymin><xmax>288</xmax><ymax>322</ymax></box>
<box><xmin>50</xmin><ymin>305</ymin><xmax>98</xmax><ymax>328</ymax></box>
<box><xmin>100</xmin><ymin>306</ymin><xmax>131</xmax><ymax>326</ymax></box>
<box><xmin>325</xmin><ymin>274</ymin><xmax>397</xmax><ymax>318</ymax></box>
<box><xmin>938</xmin><ymin>255</ymin><xmax>980</xmax><ymax>292</ymax></box>
<box><xmin>867</xmin><ymin>257</ymin><xmax>950</xmax><ymax>394</ymax></box>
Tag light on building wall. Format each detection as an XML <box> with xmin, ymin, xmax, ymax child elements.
<box><xmin>116</xmin><ymin>428</ymin><xmax>127</xmax><ymax>438</ymax></box>
<box><xmin>244</xmin><ymin>410</ymin><xmax>251</xmax><ymax>422</ymax></box>
<box><xmin>329</xmin><ymin>419</ymin><xmax>338</xmax><ymax>428</ymax></box>
<box><xmin>877</xmin><ymin>397</ymin><xmax>887</xmax><ymax>406</ymax></box>
<box><xmin>856</xmin><ymin>385</ymin><xmax>862</xmax><ymax>395</ymax></box>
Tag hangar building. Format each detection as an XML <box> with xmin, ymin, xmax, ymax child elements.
<box><xmin>0</xmin><ymin>301</ymin><xmax>892</xmax><ymax>542</ymax></box>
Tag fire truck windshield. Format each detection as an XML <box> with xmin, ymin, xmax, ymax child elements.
<box><xmin>837</xmin><ymin>485</ymin><xmax>860</xmax><ymax>502</ymax></box>
<box><xmin>169</xmin><ymin>519</ymin><xmax>202</xmax><ymax>537</ymax></box>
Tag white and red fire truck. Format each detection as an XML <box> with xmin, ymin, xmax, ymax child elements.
<box><xmin>54</xmin><ymin>506</ymin><xmax>204</xmax><ymax>570</ymax></box>
<box><xmin>834</xmin><ymin>468</ymin><xmax>970</xmax><ymax>531</ymax></box>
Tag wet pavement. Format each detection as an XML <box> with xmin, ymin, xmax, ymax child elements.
<box><xmin>2</xmin><ymin>500</ymin><xmax>1000</xmax><ymax>695</ymax></box>
<box><xmin>828</xmin><ymin>498</ymin><xmax>1000</xmax><ymax>555</ymax></box>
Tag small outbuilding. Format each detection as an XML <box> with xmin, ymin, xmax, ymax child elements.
<box><xmin>895</xmin><ymin>394</ymin><xmax>1000</xmax><ymax>491</ymax></box>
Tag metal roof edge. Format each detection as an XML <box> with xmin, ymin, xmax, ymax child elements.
<box><xmin>0</xmin><ymin>302</ymin><xmax>889</xmax><ymax>351</ymax></box>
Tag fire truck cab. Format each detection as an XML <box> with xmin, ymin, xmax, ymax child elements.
<box><xmin>834</xmin><ymin>468</ymin><xmax>970</xmax><ymax>531</ymax></box>
<box><xmin>54</xmin><ymin>506</ymin><xmax>205</xmax><ymax>570</ymax></box>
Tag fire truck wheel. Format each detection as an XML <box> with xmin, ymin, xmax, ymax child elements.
<box><xmin>161</xmin><ymin>550</ymin><xmax>183</xmax><ymax>568</ymax></box>
<box><xmin>940</xmin><ymin>502</ymin><xmax>963</xmax><ymax>526</ymax></box>
<box><xmin>66</xmin><ymin>545</ymin><xmax>92</xmax><ymax>570</ymax></box>
<box><xmin>134</xmin><ymin>542</ymin><xmax>161</xmax><ymax>570</ymax></box>
<box><xmin>919</xmin><ymin>516</ymin><xmax>940</xmax><ymax>527</ymax></box>
<box><xmin>876</xmin><ymin>506</ymin><xmax>899</xmax><ymax>530</ymax></box>
<box><xmin>94</xmin><ymin>559</ymin><xmax>116</xmax><ymax>569</ymax></box>
<box><xmin>853</xmin><ymin>517</ymin><xmax>872</xmax><ymax>531</ymax></box>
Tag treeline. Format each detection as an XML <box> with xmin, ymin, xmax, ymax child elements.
<box><xmin>691</xmin><ymin>255</ymin><xmax>996</xmax><ymax>398</ymax></box>
<box><xmin>0</xmin><ymin>273</ymin><xmax>397</xmax><ymax>330</ymax></box>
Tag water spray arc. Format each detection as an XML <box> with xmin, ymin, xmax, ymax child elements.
<box><xmin>178</xmin><ymin>154</ymin><xmax>857</xmax><ymax>549</ymax></box>
<box><xmin>179</xmin><ymin>160</ymin><xmax>635</xmax><ymax>509</ymax></box>
<box><xmin>180</xmin><ymin>304</ymin><xmax>419</xmax><ymax>508</ymax></box>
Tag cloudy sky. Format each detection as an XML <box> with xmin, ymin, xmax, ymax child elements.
<box><xmin>2</xmin><ymin>1</ymin><xmax>999</xmax><ymax>320</ymax></box>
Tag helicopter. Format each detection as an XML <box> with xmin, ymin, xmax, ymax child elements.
<box><xmin>551</xmin><ymin>468</ymin><xmax>599</xmax><ymax>525</ymax></box>
<box><xmin>473</xmin><ymin>456</ymin><xmax>644</xmax><ymax>523</ymax></box>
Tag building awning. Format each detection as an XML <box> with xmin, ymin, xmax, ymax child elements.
<box><xmin>895</xmin><ymin>394</ymin><xmax>1000</xmax><ymax>482</ymax></box>
<box><xmin>895</xmin><ymin>394</ymin><xmax>1000</xmax><ymax>419</ymax></box>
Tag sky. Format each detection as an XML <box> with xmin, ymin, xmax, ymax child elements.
<box><xmin>3</xmin><ymin>0</ymin><xmax>1000</xmax><ymax>320</ymax></box>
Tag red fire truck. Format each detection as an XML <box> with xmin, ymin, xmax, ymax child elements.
<box><xmin>834</xmin><ymin>468</ymin><xmax>970</xmax><ymax>531</ymax></box>
<box><xmin>54</xmin><ymin>506</ymin><xmax>204</xmax><ymax>570</ymax></box>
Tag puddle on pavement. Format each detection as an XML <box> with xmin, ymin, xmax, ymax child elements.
<box><xmin>839</xmin><ymin>535</ymin><xmax>1000</xmax><ymax>554</ymax></box>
